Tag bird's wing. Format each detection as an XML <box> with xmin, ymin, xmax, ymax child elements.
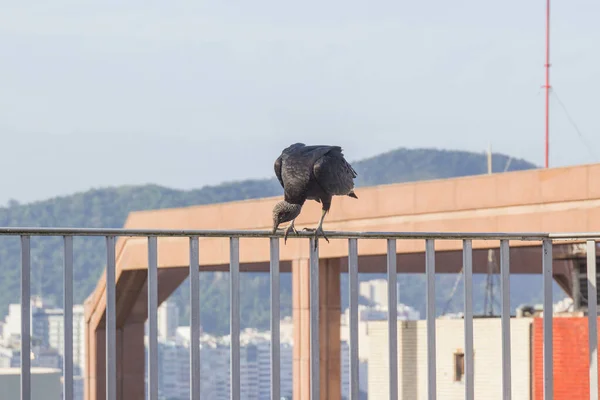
<box><xmin>312</xmin><ymin>147</ymin><xmax>357</xmax><ymax>196</ymax></box>
<box><xmin>274</xmin><ymin>143</ymin><xmax>312</xmax><ymax>189</ymax></box>
<box><xmin>276</xmin><ymin>144</ymin><xmax>333</xmax><ymax>203</ymax></box>
<box><xmin>274</xmin><ymin>154</ymin><xmax>284</xmax><ymax>188</ymax></box>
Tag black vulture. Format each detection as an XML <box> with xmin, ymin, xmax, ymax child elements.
<box><xmin>271</xmin><ymin>143</ymin><xmax>358</xmax><ymax>247</ymax></box>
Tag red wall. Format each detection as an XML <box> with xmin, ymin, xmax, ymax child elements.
<box><xmin>532</xmin><ymin>317</ymin><xmax>600</xmax><ymax>399</ymax></box>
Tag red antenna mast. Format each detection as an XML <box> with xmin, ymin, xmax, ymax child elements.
<box><xmin>544</xmin><ymin>0</ymin><xmax>551</xmax><ymax>168</ymax></box>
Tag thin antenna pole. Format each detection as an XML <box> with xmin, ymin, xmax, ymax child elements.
<box><xmin>544</xmin><ymin>0</ymin><xmax>551</xmax><ymax>168</ymax></box>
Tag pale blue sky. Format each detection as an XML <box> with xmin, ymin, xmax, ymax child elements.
<box><xmin>0</xmin><ymin>0</ymin><xmax>598</xmax><ymax>204</ymax></box>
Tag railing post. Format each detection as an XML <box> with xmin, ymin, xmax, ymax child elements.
<box><xmin>387</xmin><ymin>239</ymin><xmax>398</xmax><ymax>400</ymax></box>
<box><xmin>230</xmin><ymin>238</ymin><xmax>241</xmax><ymax>400</ymax></box>
<box><xmin>348</xmin><ymin>239</ymin><xmax>359</xmax><ymax>400</ymax></box>
<box><xmin>500</xmin><ymin>240</ymin><xmax>512</xmax><ymax>399</ymax></box>
<box><xmin>588</xmin><ymin>240</ymin><xmax>598</xmax><ymax>400</ymax></box>
<box><xmin>21</xmin><ymin>236</ymin><xmax>31</xmax><ymax>400</ymax></box>
<box><xmin>542</xmin><ymin>239</ymin><xmax>553</xmax><ymax>400</ymax></box>
<box><xmin>190</xmin><ymin>237</ymin><xmax>201</xmax><ymax>400</ymax></box>
<box><xmin>309</xmin><ymin>239</ymin><xmax>320</xmax><ymax>400</ymax></box>
<box><xmin>270</xmin><ymin>238</ymin><xmax>281</xmax><ymax>400</ymax></box>
<box><xmin>425</xmin><ymin>239</ymin><xmax>436</xmax><ymax>400</ymax></box>
<box><xmin>147</xmin><ymin>237</ymin><xmax>159</xmax><ymax>400</ymax></box>
<box><xmin>64</xmin><ymin>236</ymin><xmax>74</xmax><ymax>400</ymax></box>
<box><xmin>463</xmin><ymin>240</ymin><xmax>474</xmax><ymax>400</ymax></box>
<box><xmin>106</xmin><ymin>236</ymin><xmax>117</xmax><ymax>400</ymax></box>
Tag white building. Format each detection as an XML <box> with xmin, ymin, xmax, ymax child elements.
<box><xmin>340</xmin><ymin>341</ymin><xmax>350</xmax><ymax>399</ymax></box>
<box><xmin>2</xmin><ymin>297</ymin><xmax>44</xmax><ymax>344</ymax></box>
<box><xmin>340</xmin><ymin>302</ymin><xmax>420</xmax><ymax>396</ymax></box>
<box><xmin>3</xmin><ymin>304</ymin><xmax>23</xmax><ymax>343</ymax></box>
<box><xmin>3</xmin><ymin>301</ymin><xmax>85</xmax><ymax>374</ymax></box>
<box><xmin>158</xmin><ymin>300</ymin><xmax>179</xmax><ymax>340</ymax></box>
<box><xmin>156</xmin><ymin>339</ymin><xmax>190</xmax><ymax>399</ymax></box>
<box><xmin>360</xmin><ymin>279</ymin><xmax>391</xmax><ymax>308</ymax></box>
<box><xmin>166</xmin><ymin>326</ymin><xmax>294</xmax><ymax>400</ymax></box>
<box><xmin>238</xmin><ymin>329</ymin><xmax>294</xmax><ymax>399</ymax></box>
<box><xmin>32</xmin><ymin>347</ymin><xmax>62</xmax><ymax>369</ymax></box>
<box><xmin>2</xmin><ymin>300</ymin><xmax>86</xmax><ymax>400</ymax></box>
<box><xmin>367</xmin><ymin>317</ymin><xmax>533</xmax><ymax>399</ymax></box>
<box><xmin>31</xmin><ymin>305</ymin><xmax>86</xmax><ymax>374</ymax></box>
<box><xmin>0</xmin><ymin>345</ymin><xmax>17</xmax><ymax>368</ymax></box>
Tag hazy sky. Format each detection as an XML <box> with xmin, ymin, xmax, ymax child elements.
<box><xmin>0</xmin><ymin>1</ymin><xmax>598</xmax><ymax>204</ymax></box>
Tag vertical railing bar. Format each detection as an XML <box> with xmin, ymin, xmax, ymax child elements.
<box><xmin>147</xmin><ymin>236</ymin><xmax>159</xmax><ymax>400</ymax></box>
<box><xmin>309</xmin><ymin>238</ymin><xmax>320</xmax><ymax>400</ymax></box>
<box><xmin>63</xmin><ymin>236</ymin><xmax>74</xmax><ymax>400</ymax></box>
<box><xmin>463</xmin><ymin>240</ymin><xmax>474</xmax><ymax>400</ymax></box>
<box><xmin>349</xmin><ymin>238</ymin><xmax>360</xmax><ymax>400</ymax></box>
<box><xmin>189</xmin><ymin>237</ymin><xmax>201</xmax><ymax>400</ymax></box>
<box><xmin>106</xmin><ymin>236</ymin><xmax>117</xmax><ymax>400</ymax></box>
<box><xmin>543</xmin><ymin>239</ymin><xmax>553</xmax><ymax>400</ymax></box>
<box><xmin>270</xmin><ymin>238</ymin><xmax>281</xmax><ymax>400</ymax></box>
<box><xmin>387</xmin><ymin>239</ymin><xmax>398</xmax><ymax>400</ymax></box>
<box><xmin>230</xmin><ymin>237</ymin><xmax>241</xmax><ymax>400</ymax></box>
<box><xmin>587</xmin><ymin>240</ymin><xmax>598</xmax><ymax>400</ymax></box>
<box><xmin>425</xmin><ymin>239</ymin><xmax>437</xmax><ymax>400</ymax></box>
<box><xmin>500</xmin><ymin>239</ymin><xmax>512</xmax><ymax>399</ymax></box>
<box><xmin>21</xmin><ymin>235</ymin><xmax>31</xmax><ymax>400</ymax></box>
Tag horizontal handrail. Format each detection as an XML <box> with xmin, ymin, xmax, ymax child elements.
<box><xmin>0</xmin><ymin>227</ymin><xmax>555</xmax><ymax>239</ymax></box>
<box><xmin>1</xmin><ymin>226</ymin><xmax>600</xmax><ymax>240</ymax></box>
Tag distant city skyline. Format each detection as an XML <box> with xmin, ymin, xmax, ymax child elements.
<box><xmin>1</xmin><ymin>1</ymin><xmax>599</xmax><ymax>205</ymax></box>
<box><xmin>0</xmin><ymin>281</ymin><xmax>423</xmax><ymax>399</ymax></box>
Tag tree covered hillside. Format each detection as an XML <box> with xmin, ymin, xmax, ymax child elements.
<box><xmin>0</xmin><ymin>148</ymin><xmax>541</xmax><ymax>334</ymax></box>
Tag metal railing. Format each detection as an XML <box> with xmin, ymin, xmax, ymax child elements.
<box><xmin>2</xmin><ymin>227</ymin><xmax>600</xmax><ymax>400</ymax></box>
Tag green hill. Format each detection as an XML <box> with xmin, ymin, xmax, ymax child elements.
<box><xmin>0</xmin><ymin>147</ymin><xmax>552</xmax><ymax>334</ymax></box>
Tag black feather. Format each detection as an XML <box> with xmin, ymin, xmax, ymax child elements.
<box><xmin>273</xmin><ymin>143</ymin><xmax>358</xmax><ymax>210</ymax></box>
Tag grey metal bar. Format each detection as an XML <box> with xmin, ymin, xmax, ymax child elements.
<box><xmin>189</xmin><ymin>237</ymin><xmax>201</xmax><ymax>400</ymax></box>
<box><xmin>147</xmin><ymin>237</ymin><xmax>159</xmax><ymax>400</ymax></box>
<box><xmin>463</xmin><ymin>240</ymin><xmax>474</xmax><ymax>400</ymax></box>
<box><xmin>500</xmin><ymin>239</ymin><xmax>512</xmax><ymax>399</ymax></box>
<box><xmin>21</xmin><ymin>236</ymin><xmax>31</xmax><ymax>400</ymax></box>
<box><xmin>588</xmin><ymin>240</ymin><xmax>598</xmax><ymax>400</ymax></box>
<box><xmin>63</xmin><ymin>236</ymin><xmax>74</xmax><ymax>400</ymax></box>
<box><xmin>387</xmin><ymin>239</ymin><xmax>398</xmax><ymax>400</ymax></box>
<box><xmin>230</xmin><ymin>237</ymin><xmax>241</xmax><ymax>400</ymax></box>
<box><xmin>550</xmin><ymin>232</ymin><xmax>600</xmax><ymax>240</ymax></box>
<box><xmin>270</xmin><ymin>238</ymin><xmax>281</xmax><ymax>400</ymax></box>
<box><xmin>348</xmin><ymin>238</ymin><xmax>360</xmax><ymax>400</ymax></box>
<box><xmin>543</xmin><ymin>239</ymin><xmax>553</xmax><ymax>400</ymax></box>
<box><xmin>0</xmin><ymin>227</ymin><xmax>550</xmax><ymax>240</ymax></box>
<box><xmin>425</xmin><ymin>239</ymin><xmax>436</xmax><ymax>400</ymax></box>
<box><xmin>309</xmin><ymin>238</ymin><xmax>320</xmax><ymax>400</ymax></box>
<box><xmin>106</xmin><ymin>236</ymin><xmax>117</xmax><ymax>400</ymax></box>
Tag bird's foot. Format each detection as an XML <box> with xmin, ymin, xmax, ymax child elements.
<box><xmin>283</xmin><ymin>223</ymin><xmax>299</xmax><ymax>244</ymax></box>
<box><xmin>302</xmin><ymin>227</ymin><xmax>329</xmax><ymax>249</ymax></box>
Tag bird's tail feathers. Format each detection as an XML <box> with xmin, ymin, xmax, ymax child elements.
<box><xmin>348</xmin><ymin>191</ymin><xmax>358</xmax><ymax>199</ymax></box>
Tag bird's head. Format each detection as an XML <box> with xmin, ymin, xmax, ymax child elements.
<box><xmin>271</xmin><ymin>201</ymin><xmax>302</xmax><ymax>234</ymax></box>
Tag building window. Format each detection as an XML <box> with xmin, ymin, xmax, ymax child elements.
<box><xmin>454</xmin><ymin>352</ymin><xmax>465</xmax><ymax>382</ymax></box>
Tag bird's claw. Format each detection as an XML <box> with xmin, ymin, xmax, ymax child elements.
<box><xmin>303</xmin><ymin>227</ymin><xmax>329</xmax><ymax>249</ymax></box>
<box><xmin>283</xmin><ymin>223</ymin><xmax>299</xmax><ymax>244</ymax></box>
